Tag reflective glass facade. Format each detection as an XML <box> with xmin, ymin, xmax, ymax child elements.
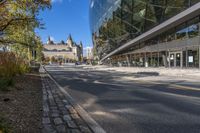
<box><xmin>90</xmin><ymin>0</ymin><xmax>200</xmax><ymax>59</ymax></box>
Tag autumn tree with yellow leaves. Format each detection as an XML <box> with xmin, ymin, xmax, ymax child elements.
<box><xmin>0</xmin><ymin>0</ymin><xmax>51</xmax><ymax>61</ymax></box>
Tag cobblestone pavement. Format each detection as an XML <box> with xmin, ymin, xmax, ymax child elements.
<box><xmin>41</xmin><ymin>73</ymin><xmax>93</xmax><ymax>133</ymax></box>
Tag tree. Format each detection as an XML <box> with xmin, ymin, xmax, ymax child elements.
<box><xmin>0</xmin><ymin>0</ymin><xmax>51</xmax><ymax>61</ymax></box>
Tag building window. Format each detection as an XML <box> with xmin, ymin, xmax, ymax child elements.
<box><xmin>188</xmin><ymin>49</ymin><xmax>199</xmax><ymax>68</ymax></box>
<box><xmin>188</xmin><ymin>16</ymin><xmax>200</xmax><ymax>38</ymax></box>
<box><xmin>176</xmin><ymin>23</ymin><xmax>187</xmax><ymax>39</ymax></box>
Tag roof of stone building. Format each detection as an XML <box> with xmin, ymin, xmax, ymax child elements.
<box><xmin>44</xmin><ymin>35</ymin><xmax>83</xmax><ymax>51</ymax></box>
<box><xmin>43</xmin><ymin>44</ymin><xmax>72</xmax><ymax>51</ymax></box>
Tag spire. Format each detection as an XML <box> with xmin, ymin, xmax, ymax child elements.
<box><xmin>68</xmin><ymin>34</ymin><xmax>72</xmax><ymax>41</ymax></box>
<box><xmin>47</xmin><ymin>36</ymin><xmax>54</xmax><ymax>44</ymax></box>
<box><xmin>67</xmin><ymin>34</ymin><xmax>73</xmax><ymax>47</ymax></box>
<box><xmin>80</xmin><ymin>41</ymin><xmax>83</xmax><ymax>48</ymax></box>
<box><xmin>61</xmin><ymin>40</ymin><xmax>65</xmax><ymax>44</ymax></box>
<box><xmin>47</xmin><ymin>36</ymin><xmax>51</xmax><ymax>44</ymax></box>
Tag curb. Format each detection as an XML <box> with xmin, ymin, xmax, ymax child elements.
<box><xmin>43</xmin><ymin>66</ymin><xmax>106</xmax><ymax>133</ymax></box>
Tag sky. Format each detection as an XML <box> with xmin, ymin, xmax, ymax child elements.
<box><xmin>36</xmin><ymin>0</ymin><xmax>92</xmax><ymax>48</ymax></box>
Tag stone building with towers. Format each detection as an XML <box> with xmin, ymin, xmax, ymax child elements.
<box><xmin>43</xmin><ymin>35</ymin><xmax>83</xmax><ymax>63</ymax></box>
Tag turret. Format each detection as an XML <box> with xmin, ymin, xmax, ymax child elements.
<box><xmin>47</xmin><ymin>36</ymin><xmax>54</xmax><ymax>45</ymax></box>
<box><xmin>67</xmin><ymin>34</ymin><xmax>73</xmax><ymax>47</ymax></box>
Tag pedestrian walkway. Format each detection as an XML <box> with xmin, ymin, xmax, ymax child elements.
<box><xmin>82</xmin><ymin>65</ymin><xmax>200</xmax><ymax>79</ymax></box>
<box><xmin>41</xmin><ymin>73</ymin><xmax>93</xmax><ymax>133</ymax></box>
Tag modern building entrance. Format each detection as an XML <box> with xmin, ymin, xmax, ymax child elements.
<box><xmin>169</xmin><ymin>52</ymin><xmax>182</xmax><ymax>68</ymax></box>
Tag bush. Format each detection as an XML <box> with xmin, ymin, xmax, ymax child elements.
<box><xmin>0</xmin><ymin>52</ymin><xmax>30</xmax><ymax>90</ymax></box>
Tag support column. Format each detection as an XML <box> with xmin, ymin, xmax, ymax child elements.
<box><xmin>165</xmin><ymin>51</ymin><xmax>168</xmax><ymax>68</ymax></box>
<box><xmin>134</xmin><ymin>54</ymin><xmax>136</xmax><ymax>67</ymax></box>
<box><xmin>145</xmin><ymin>52</ymin><xmax>148</xmax><ymax>67</ymax></box>
<box><xmin>169</xmin><ymin>51</ymin><xmax>171</xmax><ymax>68</ymax></box>
<box><xmin>181</xmin><ymin>50</ymin><xmax>183</xmax><ymax>68</ymax></box>
<box><xmin>157</xmin><ymin>52</ymin><xmax>160</xmax><ymax>67</ymax></box>
<box><xmin>126</xmin><ymin>55</ymin><xmax>131</xmax><ymax>67</ymax></box>
<box><xmin>186</xmin><ymin>48</ymin><xmax>188</xmax><ymax>68</ymax></box>
<box><xmin>151</xmin><ymin>52</ymin><xmax>153</xmax><ymax>67</ymax></box>
<box><xmin>199</xmin><ymin>46</ymin><xmax>200</xmax><ymax>69</ymax></box>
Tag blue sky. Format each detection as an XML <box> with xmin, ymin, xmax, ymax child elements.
<box><xmin>36</xmin><ymin>0</ymin><xmax>92</xmax><ymax>48</ymax></box>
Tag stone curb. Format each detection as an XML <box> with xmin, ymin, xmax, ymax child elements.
<box><xmin>43</xmin><ymin>66</ymin><xmax>106</xmax><ymax>133</ymax></box>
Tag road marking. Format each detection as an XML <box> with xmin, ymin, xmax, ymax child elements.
<box><xmin>135</xmin><ymin>80</ymin><xmax>200</xmax><ymax>91</ymax></box>
<box><xmin>170</xmin><ymin>84</ymin><xmax>200</xmax><ymax>91</ymax></box>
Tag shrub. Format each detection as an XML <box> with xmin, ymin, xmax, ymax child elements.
<box><xmin>0</xmin><ymin>52</ymin><xmax>29</xmax><ymax>90</ymax></box>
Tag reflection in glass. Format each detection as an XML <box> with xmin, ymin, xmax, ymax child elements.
<box><xmin>90</xmin><ymin>0</ymin><xmax>200</xmax><ymax>59</ymax></box>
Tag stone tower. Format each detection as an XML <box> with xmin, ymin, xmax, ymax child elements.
<box><xmin>67</xmin><ymin>34</ymin><xmax>73</xmax><ymax>47</ymax></box>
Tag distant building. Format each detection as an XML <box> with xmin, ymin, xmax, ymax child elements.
<box><xmin>43</xmin><ymin>35</ymin><xmax>83</xmax><ymax>62</ymax></box>
<box><xmin>85</xmin><ymin>47</ymin><xmax>93</xmax><ymax>59</ymax></box>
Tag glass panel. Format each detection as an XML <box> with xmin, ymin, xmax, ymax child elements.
<box><xmin>183</xmin><ymin>51</ymin><xmax>186</xmax><ymax>67</ymax></box>
<box><xmin>176</xmin><ymin>23</ymin><xmax>187</xmax><ymax>39</ymax></box>
<box><xmin>190</xmin><ymin>0</ymin><xmax>200</xmax><ymax>6</ymax></box>
<box><xmin>170</xmin><ymin>53</ymin><xmax>175</xmax><ymax>67</ymax></box>
<box><xmin>90</xmin><ymin>0</ymin><xmax>195</xmax><ymax>59</ymax></box>
<box><xmin>176</xmin><ymin>53</ymin><xmax>181</xmax><ymax>67</ymax></box>
<box><xmin>188</xmin><ymin>17</ymin><xmax>200</xmax><ymax>38</ymax></box>
<box><xmin>188</xmin><ymin>49</ymin><xmax>199</xmax><ymax>68</ymax></box>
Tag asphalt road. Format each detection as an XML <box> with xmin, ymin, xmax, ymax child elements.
<box><xmin>45</xmin><ymin>65</ymin><xmax>200</xmax><ymax>133</ymax></box>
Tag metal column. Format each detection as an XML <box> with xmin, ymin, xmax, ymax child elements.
<box><xmin>157</xmin><ymin>52</ymin><xmax>160</xmax><ymax>67</ymax></box>
<box><xmin>151</xmin><ymin>52</ymin><xmax>153</xmax><ymax>67</ymax></box>
<box><xmin>181</xmin><ymin>51</ymin><xmax>183</xmax><ymax>68</ymax></box>
<box><xmin>169</xmin><ymin>51</ymin><xmax>171</xmax><ymax>68</ymax></box>
<box><xmin>199</xmin><ymin>46</ymin><xmax>200</xmax><ymax>69</ymax></box>
<box><xmin>126</xmin><ymin>55</ymin><xmax>131</xmax><ymax>67</ymax></box>
<box><xmin>186</xmin><ymin>48</ymin><xmax>188</xmax><ymax>68</ymax></box>
<box><xmin>145</xmin><ymin>52</ymin><xmax>148</xmax><ymax>67</ymax></box>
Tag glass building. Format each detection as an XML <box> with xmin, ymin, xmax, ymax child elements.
<box><xmin>90</xmin><ymin>0</ymin><xmax>200</xmax><ymax>68</ymax></box>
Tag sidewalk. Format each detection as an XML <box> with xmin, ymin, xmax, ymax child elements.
<box><xmin>40</xmin><ymin>73</ymin><xmax>93</xmax><ymax>133</ymax></box>
<box><xmin>82</xmin><ymin>65</ymin><xmax>200</xmax><ymax>79</ymax></box>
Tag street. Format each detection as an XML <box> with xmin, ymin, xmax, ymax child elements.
<box><xmin>45</xmin><ymin>65</ymin><xmax>200</xmax><ymax>133</ymax></box>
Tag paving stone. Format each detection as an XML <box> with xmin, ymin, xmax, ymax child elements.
<box><xmin>68</xmin><ymin>108</ymin><xmax>77</xmax><ymax>114</ymax></box>
<box><xmin>54</xmin><ymin>118</ymin><xmax>63</xmax><ymax>125</ymax></box>
<box><xmin>63</xmin><ymin>99</ymin><xmax>69</xmax><ymax>104</ymax></box>
<box><xmin>71</xmin><ymin>114</ymin><xmax>80</xmax><ymax>119</ymax></box>
<box><xmin>65</xmin><ymin>105</ymin><xmax>72</xmax><ymax>109</ymax></box>
<box><xmin>52</xmin><ymin>109</ymin><xmax>60</xmax><ymax>114</ymax></box>
<box><xmin>50</xmin><ymin>106</ymin><xmax>58</xmax><ymax>110</ymax></box>
<box><xmin>43</xmin><ymin>104</ymin><xmax>49</xmax><ymax>112</ymax></box>
<box><xmin>42</xmin><ymin>76</ymin><xmax>88</xmax><ymax>133</ymax></box>
<box><xmin>43</xmin><ymin>111</ymin><xmax>49</xmax><ymax>117</ymax></box>
<box><xmin>55</xmin><ymin>98</ymin><xmax>61</xmax><ymax>101</ymax></box>
<box><xmin>61</xmin><ymin>111</ymin><xmax>69</xmax><ymax>115</ymax></box>
<box><xmin>67</xmin><ymin>129</ymin><xmax>81</xmax><ymax>133</ymax></box>
<box><xmin>63</xmin><ymin>115</ymin><xmax>72</xmax><ymax>121</ymax></box>
<box><xmin>51</xmin><ymin>113</ymin><xmax>60</xmax><ymax>117</ymax></box>
<box><xmin>43</xmin><ymin>124</ymin><xmax>57</xmax><ymax>133</ymax></box>
<box><xmin>58</xmin><ymin>103</ymin><xmax>64</xmax><ymax>108</ymax></box>
<box><xmin>75</xmin><ymin>118</ymin><xmax>86</xmax><ymax>126</ymax></box>
<box><xmin>49</xmin><ymin>100</ymin><xmax>56</xmax><ymax>106</ymax></box>
<box><xmin>60</xmin><ymin>108</ymin><xmax>67</xmax><ymax>113</ymax></box>
<box><xmin>79</xmin><ymin>125</ymin><xmax>92</xmax><ymax>133</ymax></box>
<box><xmin>43</xmin><ymin>95</ymin><xmax>48</xmax><ymax>100</ymax></box>
<box><xmin>56</xmin><ymin>125</ymin><xmax>66</xmax><ymax>133</ymax></box>
<box><xmin>66</xmin><ymin>121</ymin><xmax>78</xmax><ymax>128</ymax></box>
<box><xmin>42</xmin><ymin>117</ymin><xmax>51</xmax><ymax>124</ymax></box>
